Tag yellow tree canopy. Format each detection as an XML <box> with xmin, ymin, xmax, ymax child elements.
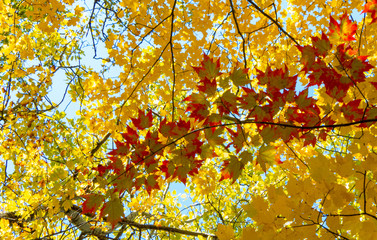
<box><xmin>1</xmin><ymin>0</ymin><xmax>377</xmax><ymax>239</ymax></box>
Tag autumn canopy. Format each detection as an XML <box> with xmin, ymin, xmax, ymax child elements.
<box><xmin>1</xmin><ymin>0</ymin><xmax>377</xmax><ymax>239</ymax></box>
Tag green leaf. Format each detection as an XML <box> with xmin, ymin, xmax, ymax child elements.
<box><xmin>220</xmin><ymin>155</ymin><xmax>243</xmax><ymax>182</ymax></box>
<box><xmin>100</xmin><ymin>196</ymin><xmax>125</xmax><ymax>229</ymax></box>
<box><xmin>230</xmin><ymin>67</ymin><xmax>249</xmax><ymax>87</ymax></box>
<box><xmin>205</xmin><ymin>127</ymin><xmax>226</xmax><ymax>147</ymax></box>
<box><xmin>256</xmin><ymin>145</ymin><xmax>276</xmax><ymax>172</ymax></box>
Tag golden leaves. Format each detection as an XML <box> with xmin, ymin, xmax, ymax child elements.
<box><xmin>307</xmin><ymin>156</ymin><xmax>336</xmax><ymax>184</ymax></box>
<box><xmin>216</xmin><ymin>224</ymin><xmax>235</xmax><ymax>240</ymax></box>
<box><xmin>2</xmin><ymin>0</ymin><xmax>377</xmax><ymax>239</ymax></box>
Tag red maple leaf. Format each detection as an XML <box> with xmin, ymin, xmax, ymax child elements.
<box><xmin>159</xmin><ymin>160</ymin><xmax>171</xmax><ymax>178</ymax></box>
<box><xmin>145</xmin><ymin>174</ymin><xmax>160</xmax><ymax>194</ymax></box>
<box><xmin>297</xmin><ymin>33</ymin><xmax>332</xmax><ymax>74</ymax></box>
<box><xmin>107</xmin><ymin>156</ymin><xmax>125</xmax><ymax>174</ymax></box>
<box><xmin>219</xmin><ymin>155</ymin><xmax>246</xmax><ymax>182</ymax></box>
<box><xmin>82</xmin><ymin>194</ymin><xmax>105</xmax><ymax>215</ymax></box>
<box><xmin>287</xmin><ymin>106</ymin><xmax>321</xmax><ymax>127</ymax></box>
<box><xmin>130</xmin><ymin>143</ymin><xmax>150</xmax><ymax>165</ymax></box>
<box><xmin>305</xmin><ymin>59</ymin><xmax>328</xmax><ymax>87</ymax></box>
<box><xmin>219</xmin><ymin>168</ymin><xmax>231</xmax><ymax>182</ymax></box>
<box><xmin>159</xmin><ymin>118</ymin><xmax>176</xmax><ymax>137</ymax></box>
<box><xmin>184</xmin><ymin>138</ymin><xmax>203</xmax><ymax>158</ymax></box>
<box><xmin>238</xmin><ymin>87</ymin><xmax>257</xmax><ymax>110</ymax></box>
<box><xmin>318</xmin><ymin>130</ymin><xmax>328</xmax><ymax>141</ymax></box>
<box><xmin>362</xmin><ymin>0</ymin><xmax>377</xmax><ymax>24</ymax></box>
<box><xmin>323</xmin><ymin>69</ymin><xmax>345</xmax><ymax>94</ymax></box>
<box><xmin>341</xmin><ymin>99</ymin><xmax>364</xmax><ymax>122</ymax></box>
<box><xmin>197</xmin><ymin>77</ymin><xmax>217</xmax><ymax>96</ymax></box>
<box><xmin>296</xmin><ymin>45</ymin><xmax>317</xmax><ymax>72</ymax></box>
<box><xmin>121</xmin><ymin>126</ymin><xmax>139</xmax><ymax>145</ymax></box>
<box><xmin>335</xmin><ymin>44</ymin><xmax>374</xmax><ymax>83</ymax></box>
<box><xmin>256</xmin><ymin>65</ymin><xmax>297</xmax><ymax>95</ymax></box>
<box><xmin>188</xmin><ymin>159</ymin><xmax>204</xmax><ymax>176</ymax></box>
<box><xmin>311</xmin><ymin>32</ymin><xmax>332</xmax><ymax>56</ymax></box>
<box><xmin>301</xmin><ymin>132</ymin><xmax>317</xmax><ymax>147</ymax></box>
<box><xmin>186</xmin><ymin>102</ymin><xmax>210</xmax><ymax>121</ymax></box>
<box><xmin>226</xmin><ymin>126</ymin><xmax>244</xmax><ymax>153</ymax></box>
<box><xmin>108</xmin><ymin>140</ymin><xmax>129</xmax><ymax>156</ymax></box>
<box><xmin>217</xmin><ymin>90</ymin><xmax>239</xmax><ymax>116</ymax></box>
<box><xmin>145</xmin><ymin>130</ymin><xmax>163</xmax><ymax>154</ymax></box>
<box><xmin>170</xmin><ymin>119</ymin><xmax>191</xmax><ymax>136</ymax></box>
<box><xmin>329</xmin><ymin>13</ymin><xmax>357</xmax><ymax>41</ymax></box>
<box><xmin>184</xmin><ymin>94</ymin><xmax>210</xmax><ymax>121</ymax></box>
<box><xmin>92</xmin><ymin>164</ymin><xmax>110</xmax><ymax>176</ymax></box>
<box><xmin>131</xmin><ymin>109</ymin><xmax>153</xmax><ymax>130</ymax></box>
<box><xmin>192</xmin><ymin>54</ymin><xmax>221</xmax><ymax>80</ymax></box>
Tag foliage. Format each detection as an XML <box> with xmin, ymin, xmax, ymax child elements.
<box><xmin>1</xmin><ymin>0</ymin><xmax>377</xmax><ymax>239</ymax></box>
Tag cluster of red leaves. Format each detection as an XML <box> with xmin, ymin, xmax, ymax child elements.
<box><xmin>93</xmin><ymin>114</ymin><xmax>211</xmax><ymax>193</ymax></box>
<box><xmin>363</xmin><ymin>0</ymin><xmax>377</xmax><ymax>24</ymax></box>
<box><xmin>83</xmin><ymin>8</ymin><xmax>377</xmax><ymax>228</ymax></box>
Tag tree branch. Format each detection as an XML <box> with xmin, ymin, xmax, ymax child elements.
<box><xmin>119</xmin><ymin>219</ymin><xmax>218</xmax><ymax>239</ymax></box>
<box><xmin>169</xmin><ymin>0</ymin><xmax>177</xmax><ymax>121</ymax></box>
<box><xmin>90</xmin><ymin>132</ymin><xmax>111</xmax><ymax>157</ymax></box>
<box><xmin>247</xmin><ymin>0</ymin><xmax>300</xmax><ymax>46</ymax></box>
<box><xmin>0</xmin><ymin>205</ymin><xmax>218</xmax><ymax>240</ymax></box>
<box><xmin>66</xmin><ymin>208</ymin><xmax>108</xmax><ymax>240</ymax></box>
<box><xmin>229</xmin><ymin>0</ymin><xmax>247</xmax><ymax>69</ymax></box>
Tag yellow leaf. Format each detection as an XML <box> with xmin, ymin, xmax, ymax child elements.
<box><xmin>0</xmin><ymin>219</ymin><xmax>9</xmax><ymax>230</ymax></box>
<box><xmin>307</xmin><ymin>156</ymin><xmax>336</xmax><ymax>183</ymax></box>
<box><xmin>216</xmin><ymin>224</ymin><xmax>235</xmax><ymax>240</ymax></box>
<box><xmin>62</xmin><ymin>200</ymin><xmax>72</xmax><ymax>212</ymax></box>
<box><xmin>238</xmin><ymin>227</ymin><xmax>259</xmax><ymax>239</ymax></box>
<box><xmin>256</xmin><ymin>145</ymin><xmax>276</xmax><ymax>172</ymax></box>
<box><xmin>242</xmin><ymin>203</ymin><xmax>257</xmax><ymax>218</ymax></box>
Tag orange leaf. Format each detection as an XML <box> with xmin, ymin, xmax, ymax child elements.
<box><xmin>329</xmin><ymin>13</ymin><xmax>357</xmax><ymax>41</ymax></box>
<box><xmin>362</xmin><ymin>0</ymin><xmax>377</xmax><ymax>24</ymax></box>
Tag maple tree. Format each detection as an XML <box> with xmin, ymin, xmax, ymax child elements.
<box><xmin>1</xmin><ymin>0</ymin><xmax>377</xmax><ymax>239</ymax></box>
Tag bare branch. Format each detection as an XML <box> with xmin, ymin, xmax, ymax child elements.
<box><xmin>247</xmin><ymin>0</ymin><xmax>300</xmax><ymax>46</ymax></box>
<box><xmin>90</xmin><ymin>132</ymin><xmax>111</xmax><ymax>157</ymax></box>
